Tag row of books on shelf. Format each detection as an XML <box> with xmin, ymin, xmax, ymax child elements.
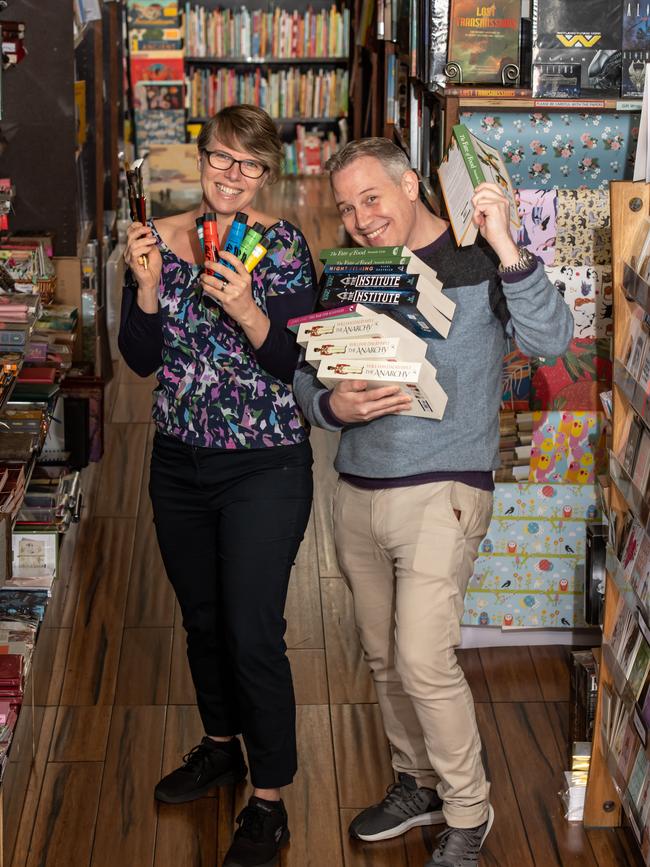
<box><xmin>374</xmin><ymin>0</ymin><xmax>642</xmax><ymax>101</ymax></box>
<box><xmin>185</xmin><ymin>66</ymin><xmax>349</xmax><ymax>121</ymax></box>
<box><xmin>281</xmin><ymin>125</ymin><xmax>344</xmax><ymax>176</ymax></box>
<box><xmin>181</xmin><ymin>3</ymin><xmax>350</xmax><ymax>60</ymax></box>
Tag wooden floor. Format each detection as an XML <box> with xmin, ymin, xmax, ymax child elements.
<box><xmin>9</xmin><ymin>178</ymin><xmax>644</xmax><ymax>866</ymax></box>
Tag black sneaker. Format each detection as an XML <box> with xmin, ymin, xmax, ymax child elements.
<box><xmin>426</xmin><ymin>804</ymin><xmax>494</xmax><ymax>866</ymax></box>
<box><xmin>222</xmin><ymin>796</ymin><xmax>290</xmax><ymax>867</ymax></box>
<box><xmin>349</xmin><ymin>772</ymin><xmax>444</xmax><ymax>842</ymax></box>
<box><xmin>154</xmin><ymin>736</ymin><xmax>247</xmax><ymax>804</ymax></box>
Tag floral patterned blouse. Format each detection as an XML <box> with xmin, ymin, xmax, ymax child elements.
<box><xmin>118</xmin><ymin>218</ymin><xmax>317</xmax><ymax>449</ymax></box>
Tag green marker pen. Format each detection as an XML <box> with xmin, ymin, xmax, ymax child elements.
<box><xmin>239</xmin><ymin>222</ymin><xmax>266</xmax><ymax>262</ymax></box>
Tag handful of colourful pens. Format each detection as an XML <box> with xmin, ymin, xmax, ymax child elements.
<box><xmin>124</xmin><ymin>157</ymin><xmax>148</xmax><ymax>270</ymax></box>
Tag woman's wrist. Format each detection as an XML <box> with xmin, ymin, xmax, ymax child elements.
<box><xmin>136</xmin><ymin>283</ymin><xmax>160</xmax><ymax>314</ymax></box>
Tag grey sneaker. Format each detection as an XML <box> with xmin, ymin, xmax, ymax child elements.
<box><xmin>349</xmin><ymin>772</ymin><xmax>444</xmax><ymax>842</ymax></box>
<box><xmin>426</xmin><ymin>804</ymin><xmax>494</xmax><ymax>866</ymax></box>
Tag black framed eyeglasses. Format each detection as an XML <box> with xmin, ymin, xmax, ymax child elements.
<box><xmin>202</xmin><ymin>149</ymin><xmax>268</xmax><ymax>179</ymax></box>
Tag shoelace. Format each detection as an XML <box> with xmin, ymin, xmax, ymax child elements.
<box><xmin>235</xmin><ymin>805</ymin><xmax>267</xmax><ymax>843</ymax></box>
<box><xmin>434</xmin><ymin>825</ymin><xmax>482</xmax><ymax>864</ymax></box>
<box><xmin>181</xmin><ymin>743</ymin><xmax>213</xmax><ymax>772</ymax></box>
<box><xmin>383</xmin><ymin>781</ymin><xmax>421</xmax><ymax>814</ymax></box>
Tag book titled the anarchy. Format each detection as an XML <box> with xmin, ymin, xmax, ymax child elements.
<box><xmin>294</xmin><ymin>310</ymin><xmax>428</xmax><ymax>349</ymax></box>
<box><xmin>305</xmin><ymin>336</ymin><xmax>402</xmax><ymax>365</ymax></box>
<box><xmin>317</xmin><ymin>358</ymin><xmax>448</xmax><ymax>419</ymax></box>
<box><xmin>438</xmin><ymin>123</ymin><xmax>520</xmax><ymax>247</ymax></box>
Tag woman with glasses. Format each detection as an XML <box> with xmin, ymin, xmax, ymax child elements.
<box><xmin>119</xmin><ymin>104</ymin><xmax>316</xmax><ymax>867</ymax></box>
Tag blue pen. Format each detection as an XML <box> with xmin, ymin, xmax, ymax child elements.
<box><xmin>219</xmin><ymin>211</ymin><xmax>249</xmax><ymax>269</ymax></box>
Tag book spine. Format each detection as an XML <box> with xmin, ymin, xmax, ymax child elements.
<box><xmin>321</xmin><ymin>274</ymin><xmax>418</xmax><ymax>291</ymax></box>
<box><xmin>0</xmin><ymin>332</ymin><xmax>25</xmax><ymax>346</ymax></box>
<box><xmin>319</xmin><ymin>287</ymin><xmax>418</xmax><ymax>308</ymax></box>
<box><xmin>443</xmin><ymin>87</ymin><xmax>532</xmax><ymax>98</ymax></box>
<box><xmin>319</xmin><ymin>245</ymin><xmax>406</xmax><ymax>262</ymax></box>
<box><xmin>323</xmin><ymin>263</ymin><xmax>409</xmax><ymax>274</ymax></box>
<box><xmin>286</xmin><ymin>304</ymin><xmax>360</xmax><ymax>331</ymax></box>
<box><xmin>452</xmin><ymin>125</ymin><xmax>486</xmax><ymax>188</ymax></box>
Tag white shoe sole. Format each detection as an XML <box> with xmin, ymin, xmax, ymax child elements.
<box><xmin>481</xmin><ymin>804</ymin><xmax>495</xmax><ymax>846</ymax></box>
<box><xmin>353</xmin><ymin>809</ymin><xmax>445</xmax><ymax>842</ymax></box>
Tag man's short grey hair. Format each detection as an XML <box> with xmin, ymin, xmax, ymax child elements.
<box><xmin>325</xmin><ymin>138</ymin><xmax>413</xmax><ymax>184</ymax></box>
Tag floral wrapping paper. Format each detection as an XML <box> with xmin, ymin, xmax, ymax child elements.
<box><xmin>463</xmin><ymin>482</ymin><xmax>600</xmax><ymax>629</ymax></box>
<box><xmin>461</xmin><ymin>111</ymin><xmax>638</xmax><ymax>190</ymax></box>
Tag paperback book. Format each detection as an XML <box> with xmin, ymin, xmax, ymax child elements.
<box><xmin>438</xmin><ymin>124</ymin><xmax>520</xmax><ymax>247</ymax></box>
<box><xmin>447</xmin><ymin>0</ymin><xmax>520</xmax><ymax>84</ymax></box>
<box><xmin>317</xmin><ymin>358</ymin><xmax>448</xmax><ymax>419</ymax></box>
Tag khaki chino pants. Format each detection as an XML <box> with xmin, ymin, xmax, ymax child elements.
<box><xmin>333</xmin><ymin>479</ymin><xmax>493</xmax><ymax>828</ymax></box>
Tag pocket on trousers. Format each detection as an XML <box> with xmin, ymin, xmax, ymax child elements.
<box><xmin>411</xmin><ymin>487</ymin><xmax>464</xmax><ymax>578</ymax></box>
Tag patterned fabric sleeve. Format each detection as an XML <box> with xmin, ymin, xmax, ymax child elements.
<box><xmin>117</xmin><ymin>268</ymin><xmax>163</xmax><ymax>377</ymax></box>
<box><xmin>253</xmin><ymin>225</ymin><xmax>318</xmax><ymax>383</ymax></box>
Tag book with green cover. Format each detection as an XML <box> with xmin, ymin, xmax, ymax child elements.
<box><xmin>319</xmin><ymin>246</ymin><xmax>411</xmax><ymax>262</ymax></box>
<box><xmin>438</xmin><ymin>123</ymin><xmax>520</xmax><ymax>247</ymax></box>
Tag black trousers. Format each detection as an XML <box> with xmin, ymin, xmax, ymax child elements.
<box><xmin>149</xmin><ymin>431</ymin><xmax>313</xmax><ymax>788</ymax></box>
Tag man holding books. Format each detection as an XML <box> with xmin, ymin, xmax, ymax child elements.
<box><xmin>293</xmin><ymin>138</ymin><xmax>572</xmax><ymax>866</ymax></box>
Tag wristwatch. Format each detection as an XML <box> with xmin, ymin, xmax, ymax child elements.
<box><xmin>498</xmin><ymin>246</ymin><xmax>536</xmax><ymax>274</ymax></box>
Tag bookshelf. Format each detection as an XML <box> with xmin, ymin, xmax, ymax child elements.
<box><xmin>128</xmin><ymin>0</ymin><xmax>352</xmax><ymax>174</ymax></box>
<box><xmin>583</xmin><ymin>181</ymin><xmax>650</xmax><ymax>863</ymax></box>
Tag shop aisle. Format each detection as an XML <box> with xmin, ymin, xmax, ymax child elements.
<box><xmin>9</xmin><ymin>178</ymin><xmax>643</xmax><ymax>867</ymax></box>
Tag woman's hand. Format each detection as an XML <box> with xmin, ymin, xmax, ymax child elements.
<box><xmin>328</xmin><ymin>380</ymin><xmax>412</xmax><ymax>423</ymax></box>
<box><xmin>201</xmin><ymin>250</ymin><xmax>259</xmax><ymax>326</ymax></box>
<box><xmin>471</xmin><ymin>182</ymin><xmax>520</xmax><ymax>266</ymax></box>
<box><xmin>124</xmin><ymin>223</ymin><xmax>162</xmax><ymax>301</ymax></box>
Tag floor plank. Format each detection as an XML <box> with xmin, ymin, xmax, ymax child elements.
<box><xmin>494</xmin><ymin>702</ymin><xmax>598</xmax><ymax>866</ymax></box>
<box><xmin>32</xmin><ymin>627</ymin><xmax>71</xmax><ymax>707</ymax></box>
<box><xmin>587</xmin><ymin>828</ymin><xmax>645</xmax><ymax>867</ymax></box>
<box><xmin>546</xmin><ymin>701</ymin><xmax>571</xmax><ymax>766</ymax></box>
<box><xmin>340</xmin><ymin>808</ymin><xmax>408</xmax><ymax>866</ymax></box>
<box><xmin>93</xmin><ymin>423</ymin><xmax>149</xmax><ymax>518</ymax></box>
<box><xmin>125</xmin><ymin>512</ymin><xmax>175</xmax><ymax>628</ymax></box>
<box><xmin>110</xmin><ymin>383</ymin><xmax>156</xmax><ymax>423</ymax></box>
<box><xmin>529</xmin><ymin>645</ymin><xmax>571</xmax><ymax>702</ymax></box>
<box><xmin>474</xmin><ymin>703</ymin><xmax>534</xmax><ymax>867</ymax></box>
<box><xmin>331</xmin><ymin>704</ymin><xmax>393</xmax><ymax>810</ymax></box>
<box><xmin>114</xmin><ymin>627</ymin><xmax>173</xmax><ymax>706</ymax></box>
<box><xmin>60</xmin><ymin>518</ymin><xmax>136</xmax><ymax>706</ymax></box>
<box><xmin>285</xmin><ymin>513</ymin><xmax>325</xmax><ymax>650</ymax></box>
<box><xmin>91</xmin><ymin>705</ymin><xmax>166</xmax><ymax>867</ymax></box>
<box><xmin>310</xmin><ymin>428</ymin><xmax>341</xmax><ymax>579</ymax></box>
<box><xmin>457</xmin><ymin>648</ymin><xmax>491</xmax><ymax>704</ymax></box>
<box><xmin>49</xmin><ymin>706</ymin><xmax>112</xmax><ymax>762</ymax></box>
<box><xmin>321</xmin><ymin>578</ymin><xmax>375</xmax><ymax>704</ymax></box>
<box><xmin>154</xmin><ymin>800</ymin><xmax>219</xmax><ymax>867</ymax></box>
<box><xmin>25</xmin><ymin>763</ymin><xmax>103</xmax><ymax>867</ymax></box>
<box><xmin>479</xmin><ymin>646</ymin><xmax>544</xmax><ymax>703</ymax></box>
<box><xmin>287</xmin><ymin>649</ymin><xmax>329</xmax><ymax>705</ymax></box>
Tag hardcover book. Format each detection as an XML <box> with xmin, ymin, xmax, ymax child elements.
<box><xmin>317</xmin><ymin>358</ymin><xmax>448</xmax><ymax>419</ymax></box>
<box><xmin>447</xmin><ymin>0</ymin><xmax>520</xmax><ymax>84</ymax></box>
<box><xmin>438</xmin><ymin>124</ymin><xmax>520</xmax><ymax>247</ymax></box>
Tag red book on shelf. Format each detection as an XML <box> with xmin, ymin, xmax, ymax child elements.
<box><xmin>0</xmin><ymin>654</ymin><xmax>23</xmax><ymax>684</ymax></box>
<box><xmin>17</xmin><ymin>367</ymin><xmax>57</xmax><ymax>384</ymax></box>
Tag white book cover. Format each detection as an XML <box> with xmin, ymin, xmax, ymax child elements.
<box><xmin>317</xmin><ymin>358</ymin><xmax>447</xmax><ymax>420</ymax></box>
<box><xmin>306</xmin><ymin>336</ymin><xmax>405</xmax><ymax>365</ymax></box>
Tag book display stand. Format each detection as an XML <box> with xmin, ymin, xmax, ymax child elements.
<box><xmin>584</xmin><ymin>181</ymin><xmax>650</xmax><ymax>863</ymax></box>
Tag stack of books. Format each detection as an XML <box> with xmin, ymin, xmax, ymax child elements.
<box><xmin>289</xmin><ymin>245</ymin><xmax>456</xmax><ymax>420</ymax></box>
<box><xmin>496</xmin><ymin>411</ymin><xmax>534</xmax><ymax>482</ymax></box>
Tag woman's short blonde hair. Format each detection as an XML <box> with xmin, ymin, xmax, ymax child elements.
<box><xmin>197</xmin><ymin>105</ymin><xmax>283</xmax><ymax>183</ymax></box>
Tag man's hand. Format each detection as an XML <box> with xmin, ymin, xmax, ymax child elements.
<box><xmin>471</xmin><ymin>182</ymin><xmax>520</xmax><ymax>267</ymax></box>
<box><xmin>329</xmin><ymin>380</ymin><xmax>412</xmax><ymax>423</ymax></box>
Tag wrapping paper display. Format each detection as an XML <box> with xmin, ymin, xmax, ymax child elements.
<box><xmin>554</xmin><ymin>189</ymin><xmax>612</xmax><ymax>267</ymax></box>
<box><xmin>463</xmin><ymin>482</ymin><xmax>599</xmax><ymax>629</ymax></box>
<box><xmin>461</xmin><ymin>111</ymin><xmax>639</xmax><ymax>191</ymax></box>
<box><xmin>515</xmin><ymin>189</ymin><xmax>557</xmax><ymax>265</ymax></box>
<box><xmin>529</xmin><ymin>337</ymin><xmax>612</xmax><ymax>411</ymax></box>
<box><xmin>544</xmin><ymin>264</ymin><xmax>613</xmax><ymax>339</ymax></box>
<box><xmin>528</xmin><ymin>410</ymin><xmax>605</xmax><ymax>485</ymax></box>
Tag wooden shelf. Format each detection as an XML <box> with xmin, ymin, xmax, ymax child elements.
<box><xmin>442</xmin><ymin>95</ymin><xmax>642</xmax><ymax>112</ymax></box>
<box><xmin>188</xmin><ymin>116</ymin><xmax>344</xmax><ymax>125</ymax></box>
<box><xmin>185</xmin><ymin>55</ymin><xmax>349</xmax><ymax>66</ymax></box>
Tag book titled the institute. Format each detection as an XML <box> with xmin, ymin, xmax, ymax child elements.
<box><xmin>438</xmin><ymin>123</ymin><xmax>520</xmax><ymax>246</ymax></box>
